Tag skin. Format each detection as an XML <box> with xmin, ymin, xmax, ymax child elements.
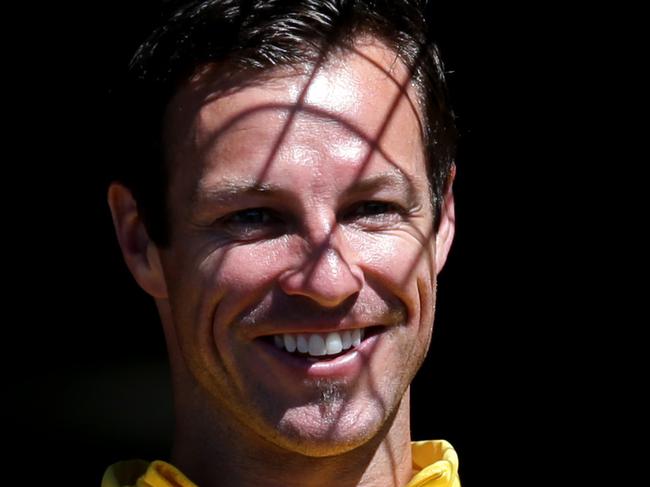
<box><xmin>108</xmin><ymin>38</ymin><xmax>455</xmax><ymax>487</ymax></box>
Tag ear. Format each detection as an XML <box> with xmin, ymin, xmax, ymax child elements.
<box><xmin>107</xmin><ymin>182</ymin><xmax>168</xmax><ymax>299</ymax></box>
<box><xmin>435</xmin><ymin>164</ymin><xmax>456</xmax><ymax>274</ymax></box>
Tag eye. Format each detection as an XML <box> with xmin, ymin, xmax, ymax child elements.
<box><xmin>227</xmin><ymin>208</ymin><xmax>274</xmax><ymax>224</ymax></box>
<box><xmin>219</xmin><ymin>207</ymin><xmax>283</xmax><ymax>240</ymax></box>
<box><xmin>350</xmin><ymin>201</ymin><xmax>396</xmax><ymax>216</ymax></box>
<box><xmin>344</xmin><ymin>201</ymin><xmax>404</xmax><ymax>226</ymax></box>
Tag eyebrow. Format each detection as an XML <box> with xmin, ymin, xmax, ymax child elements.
<box><xmin>345</xmin><ymin>169</ymin><xmax>418</xmax><ymax>205</ymax></box>
<box><xmin>192</xmin><ymin>178</ymin><xmax>290</xmax><ymax>206</ymax></box>
<box><xmin>193</xmin><ymin>169</ymin><xmax>418</xmax><ymax>206</ymax></box>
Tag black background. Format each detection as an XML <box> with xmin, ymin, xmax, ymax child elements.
<box><xmin>11</xmin><ymin>2</ymin><xmax>607</xmax><ymax>486</ymax></box>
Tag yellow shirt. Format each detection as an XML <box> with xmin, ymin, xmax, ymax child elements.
<box><xmin>102</xmin><ymin>439</ymin><xmax>460</xmax><ymax>487</ymax></box>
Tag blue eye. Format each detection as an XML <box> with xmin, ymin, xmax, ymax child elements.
<box><xmin>352</xmin><ymin>201</ymin><xmax>394</xmax><ymax>216</ymax></box>
<box><xmin>228</xmin><ymin>208</ymin><xmax>274</xmax><ymax>224</ymax></box>
<box><xmin>220</xmin><ymin>208</ymin><xmax>283</xmax><ymax>240</ymax></box>
<box><xmin>344</xmin><ymin>201</ymin><xmax>405</xmax><ymax>228</ymax></box>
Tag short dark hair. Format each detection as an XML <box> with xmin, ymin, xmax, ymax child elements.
<box><xmin>110</xmin><ymin>0</ymin><xmax>457</xmax><ymax>246</ymax></box>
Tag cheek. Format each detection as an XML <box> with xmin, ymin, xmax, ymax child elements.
<box><xmin>346</xmin><ymin>230</ymin><xmax>435</xmax><ymax>287</ymax></box>
<box><xmin>204</xmin><ymin>238</ymin><xmax>298</xmax><ymax>321</ymax></box>
<box><xmin>347</xmin><ymin>230</ymin><xmax>437</xmax><ymax>341</ymax></box>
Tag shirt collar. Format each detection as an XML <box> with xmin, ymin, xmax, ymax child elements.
<box><xmin>102</xmin><ymin>439</ymin><xmax>460</xmax><ymax>487</ymax></box>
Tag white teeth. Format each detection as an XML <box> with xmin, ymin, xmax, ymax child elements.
<box><xmin>296</xmin><ymin>334</ymin><xmax>309</xmax><ymax>353</ymax></box>
<box><xmin>308</xmin><ymin>334</ymin><xmax>327</xmax><ymax>356</ymax></box>
<box><xmin>351</xmin><ymin>329</ymin><xmax>361</xmax><ymax>346</ymax></box>
<box><xmin>325</xmin><ymin>332</ymin><xmax>343</xmax><ymax>354</ymax></box>
<box><xmin>341</xmin><ymin>330</ymin><xmax>352</xmax><ymax>349</ymax></box>
<box><xmin>271</xmin><ymin>329</ymin><xmax>370</xmax><ymax>357</ymax></box>
<box><xmin>283</xmin><ymin>334</ymin><xmax>297</xmax><ymax>353</ymax></box>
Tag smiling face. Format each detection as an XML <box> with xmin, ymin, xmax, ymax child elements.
<box><xmin>146</xmin><ymin>39</ymin><xmax>454</xmax><ymax>456</ymax></box>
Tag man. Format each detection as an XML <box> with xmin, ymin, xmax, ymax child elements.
<box><xmin>104</xmin><ymin>1</ymin><xmax>459</xmax><ymax>486</ymax></box>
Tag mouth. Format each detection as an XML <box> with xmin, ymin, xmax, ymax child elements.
<box><xmin>259</xmin><ymin>326</ymin><xmax>386</xmax><ymax>362</ymax></box>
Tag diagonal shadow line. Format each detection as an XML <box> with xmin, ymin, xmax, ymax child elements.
<box><xmin>346</xmin><ymin>44</ymin><xmax>425</xmax><ymax>139</ymax></box>
<box><xmin>252</xmin><ymin>47</ymin><xmax>331</xmax><ymax>187</ymax></box>
<box><xmin>193</xmin><ymin>102</ymin><xmax>414</xmax><ymax>197</ymax></box>
<box><xmin>292</xmin><ymin>41</ymin><xmax>432</xmax><ymax>291</ymax></box>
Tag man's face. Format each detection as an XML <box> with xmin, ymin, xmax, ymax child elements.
<box><xmin>156</xmin><ymin>40</ymin><xmax>451</xmax><ymax>455</ymax></box>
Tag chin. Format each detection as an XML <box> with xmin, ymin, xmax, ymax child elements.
<box><xmin>264</xmin><ymin>399</ymin><xmax>392</xmax><ymax>457</ymax></box>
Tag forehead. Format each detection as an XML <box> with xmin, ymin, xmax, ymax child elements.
<box><xmin>163</xmin><ymin>39</ymin><xmax>426</xmax><ymax>193</ymax></box>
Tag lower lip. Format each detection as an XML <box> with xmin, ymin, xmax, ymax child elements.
<box><xmin>256</xmin><ymin>332</ymin><xmax>383</xmax><ymax>379</ymax></box>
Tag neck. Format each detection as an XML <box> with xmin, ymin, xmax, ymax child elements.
<box><xmin>170</xmin><ymin>387</ymin><xmax>414</xmax><ymax>487</ymax></box>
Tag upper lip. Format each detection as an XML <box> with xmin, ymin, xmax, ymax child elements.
<box><xmin>245</xmin><ymin>322</ymin><xmax>388</xmax><ymax>339</ymax></box>
<box><xmin>236</xmin><ymin>298</ymin><xmax>406</xmax><ymax>339</ymax></box>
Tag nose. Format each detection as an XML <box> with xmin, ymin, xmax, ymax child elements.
<box><xmin>278</xmin><ymin>225</ymin><xmax>364</xmax><ymax>308</ymax></box>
